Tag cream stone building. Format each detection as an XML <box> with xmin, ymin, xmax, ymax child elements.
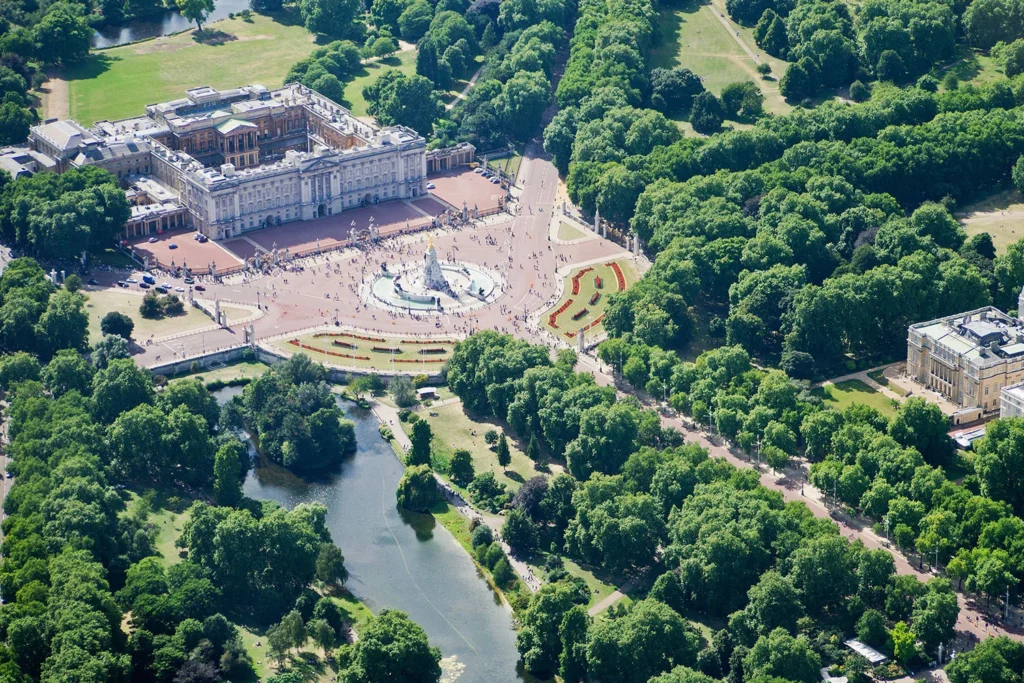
<box><xmin>907</xmin><ymin>292</ymin><xmax>1024</xmax><ymax>424</ymax></box>
<box><xmin>18</xmin><ymin>84</ymin><xmax>429</xmax><ymax>241</ymax></box>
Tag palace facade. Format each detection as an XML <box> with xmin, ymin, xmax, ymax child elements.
<box><xmin>14</xmin><ymin>84</ymin><xmax>429</xmax><ymax>241</ymax></box>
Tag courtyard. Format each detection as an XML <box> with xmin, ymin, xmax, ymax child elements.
<box><xmin>428</xmin><ymin>169</ymin><xmax>506</xmax><ymax>214</ymax></box>
<box><xmin>126</xmin><ymin>229</ymin><xmax>243</xmax><ymax>274</ymax></box>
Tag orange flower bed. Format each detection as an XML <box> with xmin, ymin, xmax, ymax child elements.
<box><xmin>571</xmin><ymin>267</ymin><xmax>594</xmax><ymax>295</ymax></box>
<box><xmin>548</xmin><ymin>297</ymin><xmax>576</xmax><ymax>328</ymax></box>
<box><xmin>288</xmin><ymin>339</ymin><xmax>370</xmax><ymax>361</ymax></box>
<box><xmin>589</xmin><ymin>292</ymin><xmax>600</xmax><ymax>305</ymax></box>
<box><xmin>606</xmin><ymin>262</ymin><xmax>626</xmax><ymax>291</ymax></box>
<box><xmin>313</xmin><ymin>331</ymin><xmax>387</xmax><ymax>343</ymax></box>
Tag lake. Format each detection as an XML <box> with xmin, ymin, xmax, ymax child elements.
<box><xmin>213</xmin><ymin>387</ymin><xmax>530</xmax><ymax>682</ymax></box>
<box><xmin>92</xmin><ymin>0</ymin><xmax>252</xmax><ymax>49</ymax></box>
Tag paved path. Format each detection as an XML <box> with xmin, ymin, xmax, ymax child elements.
<box><xmin>446</xmin><ymin>65</ymin><xmax>485</xmax><ymax>111</ymax></box>
<box><xmin>371</xmin><ymin>400</ymin><xmax>411</xmax><ymax>451</ymax></box>
<box><xmin>587</xmin><ymin>577</ymin><xmax>638</xmax><ymax>617</ymax></box>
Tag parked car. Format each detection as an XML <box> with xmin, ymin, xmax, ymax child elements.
<box><xmin>174</xmin><ymin>287</ymin><xmax>184</xmax><ymax>293</ymax></box>
<box><xmin>139</xmin><ymin>283</ymin><xmax>150</xmax><ymax>289</ymax></box>
<box><xmin>161</xmin><ymin>282</ymin><xmax>171</xmax><ymax>289</ymax></box>
<box><xmin>125</xmin><ymin>277</ymin><xmax>137</xmax><ymax>284</ymax></box>
<box><xmin>426</xmin><ymin>182</ymin><xmax>436</xmax><ymax>190</ymax></box>
<box><xmin>142</xmin><ymin>275</ymin><xmax>156</xmax><ymax>284</ymax></box>
<box><xmin>148</xmin><ymin>237</ymin><xmax>157</xmax><ymax>243</ymax></box>
<box><xmin>198</xmin><ymin>235</ymin><xmax>208</xmax><ymax>243</ymax></box>
<box><xmin>473</xmin><ymin>167</ymin><xmax>484</xmax><ymax>174</ymax></box>
<box><xmin>490</xmin><ymin>177</ymin><xmax>500</xmax><ymax>184</ymax></box>
<box><xmin>117</xmin><ymin>280</ymin><xmax>127</xmax><ymax>288</ymax></box>
<box><xmin>194</xmin><ymin>285</ymin><xmax>206</xmax><ymax>291</ymax></box>
<box><xmin>154</xmin><ymin>286</ymin><xmax>168</xmax><ymax>294</ymax></box>
<box><xmin>168</xmin><ymin>243</ymin><xmax>178</xmax><ymax>249</ymax></box>
<box><xmin>183</xmin><ymin>277</ymin><xmax>195</xmax><ymax>284</ymax></box>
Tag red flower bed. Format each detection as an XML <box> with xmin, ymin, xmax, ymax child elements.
<box><xmin>548</xmin><ymin>297</ymin><xmax>576</xmax><ymax>328</ymax></box>
<box><xmin>570</xmin><ymin>267</ymin><xmax>594</xmax><ymax>295</ymax></box>
<box><xmin>331</xmin><ymin>340</ymin><xmax>357</xmax><ymax>349</ymax></box>
<box><xmin>394</xmin><ymin>357</ymin><xmax>445</xmax><ymax>364</ymax></box>
<box><xmin>401</xmin><ymin>338</ymin><xmax>455</xmax><ymax>345</ymax></box>
<box><xmin>606</xmin><ymin>262</ymin><xmax>626</xmax><ymax>291</ymax></box>
<box><xmin>287</xmin><ymin>339</ymin><xmax>370</xmax><ymax>361</ymax></box>
<box><xmin>595</xmin><ymin>275</ymin><xmax>603</xmax><ymax>289</ymax></box>
<box><xmin>314</xmin><ymin>331</ymin><xmax>387</xmax><ymax>343</ymax></box>
<box><xmin>565</xmin><ymin>313</ymin><xmax>607</xmax><ymax>338</ymax></box>
<box><xmin>589</xmin><ymin>292</ymin><xmax>600</xmax><ymax>305</ymax></box>
<box><xmin>571</xmin><ymin>308</ymin><xmax>589</xmax><ymax>321</ymax></box>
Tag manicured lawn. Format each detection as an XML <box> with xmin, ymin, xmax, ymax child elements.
<box><xmin>152</xmin><ymin>505</ymin><xmax>189</xmax><ymax>566</ymax></box>
<box><xmin>486</xmin><ymin>152</ymin><xmax>523</xmax><ymax>181</ymax></box>
<box><xmin>276</xmin><ymin>331</ymin><xmax>456</xmax><ymax>372</ymax></box>
<box><xmin>65</xmin><ymin>13</ymin><xmax>319</xmax><ymax>126</ymax></box>
<box><xmin>563</xmin><ymin>559</ymin><xmax>619</xmax><ymax>608</ymax></box>
<box><xmin>341</xmin><ymin>49</ymin><xmax>418</xmax><ymax>117</ymax></box>
<box><xmin>962</xmin><ymin>212</ymin><xmax>1024</xmax><ymax>255</ymax></box>
<box><xmin>170</xmin><ymin>360</ymin><xmax>271</xmax><ymax>385</ymax></box>
<box><xmin>85</xmin><ymin>288</ymin><xmax>208</xmax><ymax>342</ymax></box>
<box><xmin>557</xmin><ymin>221</ymin><xmax>587</xmax><ymax>241</ymax></box>
<box><xmin>648</xmin><ymin>0</ymin><xmax>791</xmax><ymax>121</ymax></box>
<box><xmin>544</xmin><ymin>260</ymin><xmax>636</xmax><ymax>340</ymax></box>
<box><xmin>812</xmin><ymin>379</ymin><xmax>898</xmax><ymax>417</ymax></box>
<box><xmin>405</xmin><ymin>401</ymin><xmax>540</xmax><ymax>493</ymax></box>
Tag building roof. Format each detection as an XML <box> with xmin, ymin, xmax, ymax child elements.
<box><xmin>216</xmin><ymin>118</ymin><xmax>258</xmax><ymax>135</ymax></box>
<box><xmin>31</xmin><ymin>120</ymin><xmax>99</xmax><ymax>152</ymax></box>
<box><xmin>910</xmin><ymin>307</ymin><xmax>1024</xmax><ymax>367</ymax></box>
<box><xmin>844</xmin><ymin>639</ymin><xmax>887</xmax><ymax>665</ymax></box>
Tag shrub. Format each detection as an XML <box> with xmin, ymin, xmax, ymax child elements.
<box><xmin>849</xmin><ymin>80</ymin><xmax>870</xmax><ymax>102</ymax></box>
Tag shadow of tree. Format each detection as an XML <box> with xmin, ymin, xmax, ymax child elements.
<box><xmin>63</xmin><ymin>53</ymin><xmax>120</xmax><ymax>82</ymax></box>
<box><xmin>192</xmin><ymin>28</ymin><xmax>238</xmax><ymax>45</ymax></box>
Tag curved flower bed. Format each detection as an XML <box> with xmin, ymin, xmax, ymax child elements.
<box><xmin>589</xmin><ymin>292</ymin><xmax>601</xmax><ymax>305</ymax></box>
<box><xmin>564</xmin><ymin>314</ymin><xmax>606</xmax><ymax>339</ymax></box>
<box><xmin>571</xmin><ymin>308</ymin><xmax>589</xmax><ymax>321</ymax></box>
<box><xmin>313</xmin><ymin>331</ymin><xmax>387</xmax><ymax>343</ymax></box>
<box><xmin>606</xmin><ymin>262</ymin><xmax>626</xmax><ymax>291</ymax></box>
<box><xmin>287</xmin><ymin>339</ymin><xmax>370</xmax><ymax>361</ymax></box>
<box><xmin>570</xmin><ymin>267</ymin><xmax>594</xmax><ymax>295</ymax></box>
<box><xmin>548</xmin><ymin>297</ymin><xmax>576</xmax><ymax>328</ymax></box>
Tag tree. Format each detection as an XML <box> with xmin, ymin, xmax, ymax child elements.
<box><xmin>650</xmin><ymin>68</ymin><xmax>704</xmax><ymax>114</ymax></box>
<box><xmin>754</xmin><ymin>10</ymin><xmax>788</xmax><ymax>57</ymax></box>
<box><xmin>213</xmin><ymin>440</ymin><xmax>244</xmax><ymax>506</ymax></box>
<box><xmin>856</xmin><ymin>609</ymin><xmax>888</xmax><ymax>648</ymax></box>
<box><xmin>336</xmin><ymin>609</ymin><xmax>442</xmax><ymax>683</ymax></box>
<box><xmin>744</xmin><ymin>628</ymin><xmax>821</xmax><ymax>683</ymax></box>
<box><xmin>409</xmin><ymin>419</ymin><xmax>432</xmax><ymax>466</ymax></box>
<box><xmin>1014</xmin><ymin>155</ymin><xmax>1024</xmax><ymax>195</ymax></box>
<box><xmin>316</xmin><ymin>543</ymin><xmax>349</xmax><ymax>585</ymax></box>
<box><xmin>309</xmin><ymin>617</ymin><xmax>336</xmax><ymax>654</ymax></box>
<box><xmin>946</xmin><ymin>636</ymin><xmax>1024</xmax><ymax>683</ymax></box>
<box><xmin>396</xmin><ymin>465</ymin><xmax>439</xmax><ymax>512</ymax></box>
<box><xmin>720</xmin><ymin>81</ymin><xmax>763</xmax><ymax>119</ymax></box>
<box><xmin>502</xmin><ymin>507</ymin><xmax>538</xmax><ymax>555</ymax></box>
<box><xmin>780</xmin><ymin>57</ymin><xmax>819</xmax><ymax>101</ymax></box>
<box><xmin>850</xmin><ymin>80</ymin><xmax>870</xmax><ymax>102</ymax></box>
<box><xmin>511</xmin><ymin>475</ymin><xmax>548</xmax><ymax>520</ymax></box>
<box><xmin>559</xmin><ymin>605</ymin><xmax>591</xmax><ymax>683</ymax></box>
<box><xmin>389</xmin><ymin>375</ymin><xmax>417</xmax><ymax>407</ymax></box>
<box><xmin>33</xmin><ymin>4</ymin><xmax>92</xmax><ymax>65</ymax></box>
<box><xmin>371</xmin><ymin>0</ymin><xmax>408</xmax><ymax>32</ymax></box>
<box><xmin>92</xmin><ymin>334</ymin><xmax>131</xmax><ymax>369</ymax></box>
<box><xmin>496</xmin><ymin>433</ymin><xmax>511</xmax><ymax>470</ymax></box>
<box><xmin>492</xmin><ymin>557</ymin><xmax>514</xmax><ymax>585</ymax></box>
<box><xmin>92</xmin><ymin>357</ymin><xmax>153</xmax><ymax>423</ymax></box>
<box><xmin>517</xmin><ymin>583</ymin><xmax>580</xmax><ymax>675</ymax></box>
<box><xmin>363</xmin><ymin>71</ymin><xmax>444</xmax><ymax>135</ymax></box>
<box><xmin>587</xmin><ymin>599</ymin><xmax>703</xmax><ymax>683</ymax></box>
<box><xmin>176</xmin><ymin>0</ymin><xmax>215</xmax><ymax>31</ymax></box>
<box><xmin>690</xmin><ymin>92</ymin><xmax>724</xmax><ymax>135</ymax></box>
<box><xmin>496</xmin><ymin>70</ymin><xmax>551</xmax><ymax>141</ymax></box>
<box><xmin>301</xmin><ymin>0</ymin><xmax>360</xmax><ymax>37</ymax></box>
<box><xmin>449</xmin><ymin>448</ymin><xmax>474</xmax><ymax>485</ymax></box>
<box><xmin>890</xmin><ymin>621</ymin><xmax>916</xmax><ymax>666</ymax></box>
<box><xmin>0</xmin><ymin>350</ymin><xmax>39</xmax><ymax>390</ymax></box>
<box><xmin>42</xmin><ymin>347</ymin><xmax>93</xmax><ymax>397</ymax></box>
<box><xmin>101</xmin><ymin>310</ymin><xmax>134</xmax><ymax>339</ymax></box>
<box><xmin>877</xmin><ymin>50</ymin><xmax>906</xmax><ymax>83</ymax></box>
<box><xmin>397</xmin><ymin>0</ymin><xmax>433</xmax><ymax>41</ymax></box>
<box><xmin>35</xmin><ymin>289</ymin><xmax>89</xmax><ymax>358</ymax></box>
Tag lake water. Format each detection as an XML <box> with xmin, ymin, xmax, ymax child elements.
<box><xmin>92</xmin><ymin>0</ymin><xmax>252</xmax><ymax>49</ymax></box>
<box><xmin>212</xmin><ymin>387</ymin><xmax>529</xmax><ymax>682</ymax></box>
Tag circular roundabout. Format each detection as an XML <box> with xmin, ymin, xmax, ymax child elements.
<box><xmin>363</xmin><ymin>238</ymin><xmax>504</xmax><ymax>315</ymax></box>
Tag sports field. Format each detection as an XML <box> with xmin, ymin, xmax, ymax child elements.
<box><xmin>64</xmin><ymin>14</ymin><xmax>318</xmax><ymax>125</ymax></box>
<box><xmin>649</xmin><ymin>0</ymin><xmax>790</xmax><ymax>121</ymax></box>
<box><xmin>276</xmin><ymin>330</ymin><xmax>457</xmax><ymax>371</ymax></box>
<box><xmin>544</xmin><ymin>260</ymin><xmax>636</xmax><ymax>340</ymax></box>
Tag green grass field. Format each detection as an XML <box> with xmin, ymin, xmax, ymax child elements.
<box><xmin>65</xmin><ymin>14</ymin><xmax>319</xmax><ymax>126</ymax></box>
<box><xmin>85</xmin><ymin>288</ymin><xmax>249</xmax><ymax>343</ymax></box>
<box><xmin>957</xmin><ymin>188</ymin><xmax>1024</xmax><ymax>255</ymax></box>
<box><xmin>544</xmin><ymin>260</ymin><xmax>636</xmax><ymax>339</ymax></box>
<box><xmin>405</xmin><ymin>401</ymin><xmax>539</xmax><ymax>493</ymax></box>
<box><xmin>866</xmin><ymin>368</ymin><xmax>908</xmax><ymax>396</ymax></box>
<box><xmin>277</xmin><ymin>331</ymin><xmax>456</xmax><ymax>371</ymax></box>
<box><xmin>341</xmin><ymin>49</ymin><xmax>418</xmax><ymax>116</ymax></box>
<box><xmin>812</xmin><ymin>379</ymin><xmax>898</xmax><ymax>417</ymax></box>
<box><xmin>649</xmin><ymin>0</ymin><xmax>790</xmax><ymax>123</ymax></box>
<box><xmin>170</xmin><ymin>360</ymin><xmax>271</xmax><ymax>385</ymax></box>
<box><xmin>486</xmin><ymin>152</ymin><xmax>523</xmax><ymax>181</ymax></box>
<box><xmin>557</xmin><ymin>221</ymin><xmax>587</xmax><ymax>241</ymax></box>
